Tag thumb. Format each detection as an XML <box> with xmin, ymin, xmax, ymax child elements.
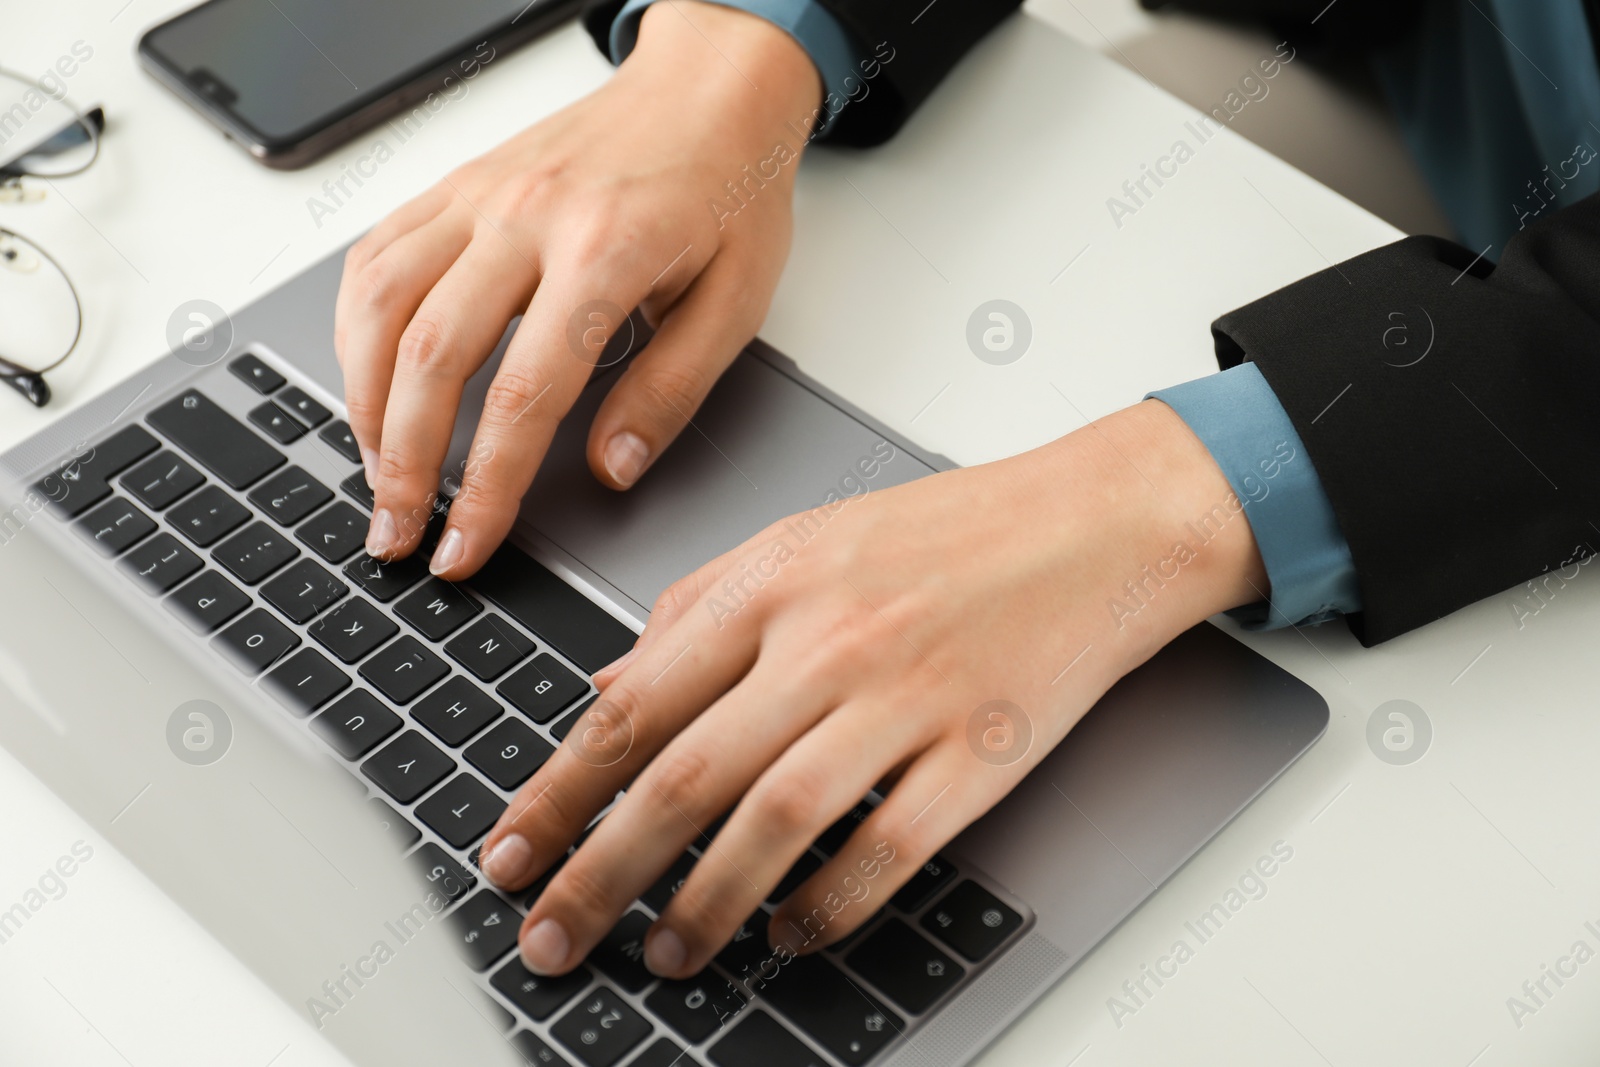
<box><xmin>585</xmin><ymin>253</ymin><xmax>764</xmax><ymax>489</ymax></box>
<box><xmin>590</xmin><ymin>536</ymin><xmax>746</xmax><ymax>688</ymax></box>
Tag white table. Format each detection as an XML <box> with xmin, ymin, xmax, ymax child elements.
<box><xmin>5</xmin><ymin>3</ymin><xmax>1599</xmax><ymax>1064</ymax></box>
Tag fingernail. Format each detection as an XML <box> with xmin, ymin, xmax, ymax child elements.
<box><xmin>520</xmin><ymin>918</ymin><xmax>570</xmax><ymax>975</ymax></box>
<box><xmin>604</xmin><ymin>432</ymin><xmax>650</xmax><ymax>488</ymax></box>
<box><xmin>645</xmin><ymin>927</ymin><xmax>686</xmax><ymax>976</ymax></box>
<box><xmin>481</xmin><ymin>833</ymin><xmax>532</xmax><ymax>887</ymax></box>
<box><xmin>430</xmin><ymin>527</ymin><xmax>464</xmax><ymax>575</ymax></box>
<box><xmin>366</xmin><ymin>508</ymin><xmax>397</xmax><ymax>557</ymax></box>
<box><xmin>360</xmin><ymin>446</ymin><xmax>378</xmax><ymax>489</ymax></box>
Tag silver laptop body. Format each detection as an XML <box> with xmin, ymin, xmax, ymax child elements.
<box><xmin>0</xmin><ymin>244</ymin><xmax>1327</xmax><ymax>1067</ymax></box>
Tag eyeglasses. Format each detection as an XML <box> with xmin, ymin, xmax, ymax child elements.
<box><xmin>0</xmin><ymin>66</ymin><xmax>104</xmax><ymax>407</ymax></box>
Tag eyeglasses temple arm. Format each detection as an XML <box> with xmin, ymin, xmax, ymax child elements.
<box><xmin>0</xmin><ymin>354</ymin><xmax>51</xmax><ymax>407</ymax></box>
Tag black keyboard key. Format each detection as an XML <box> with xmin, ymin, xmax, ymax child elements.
<box><xmin>768</xmin><ymin>851</ymin><xmax>822</xmax><ymax>906</ymax></box>
<box><xmin>277</xmin><ymin>385</ymin><xmax>332</xmax><ymax>428</ymax></box>
<box><xmin>296</xmin><ymin>500</ymin><xmax>367</xmax><ymax>563</ymax></box>
<box><xmin>756</xmin><ymin>954</ymin><xmax>901</xmax><ymax>1066</ymax></box>
<box><xmin>248</xmin><ymin>401</ymin><xmax>306</xmax><ymax>444</ymax></box>
<box><xmin>714</xmin><ymin>911</ymin><xmax>772</xmax><ymax>982</ymax></box>
<box><xmin>519</xmin><ymin>850</ymin><xmax>568</xmax><ymax>911</ymax></box>
<box><xmin>492</xmin><ymin>960</ymin><xmax>592</xmax><ymax>1023</ymax></box>
<box><xmin>413</xmin><ymin>842</ymin><xmax>476</xmax><ymax>902</ymax></box>
<box><xmin>844</xmin><ymin>918</ymin><xmax>964</xmax><ymax>1015</ymax></box>
<box><xmin>646</xmin><ymin>973</ymin><xmax>747</xmax><ymax>1045</ymax></box>
<box><xmin>261</xmin><ymin>558</ymin><xmax>347</xmax><ymax>623</ymax></box>
<box><xmin>448</xmin><ymin>889</ymin><xmax>522</xmax><ymax>969</ymax></box>
<box><xmin>164</xmin><ymin>570</ymin><xmax>250</xmax><ymax>633</ymax></box>
<box><xmin>344</xmin><ymin>552</ymin><xmax>428</xmax><ymax>602</ymax></box>
<box><xmin>708</xmin><ymin>1011</ymin><xmax>824</xmax><ymax>1067</ymax></box>
<box><xmin>486</xmin><ymin>999</ymin><xmax>521</xmax><ymax>1031</ymax></box>
<box><xmin>248</xmin><ymin>466</ymin><xmax>332</xmax><ymax>526</ymax></box>
<box><xmin>498</xmin><ymin>653</ymin><xmax>588</xmax><ymax>724</ymax></box>
<box><xmin>74</xmin><ymin>497</ymin><xmax>155</xmax><ymax>556</ymax></box>
<box><xmin>631</xmin><ymin>1038</ymin><xmax>692</xmax><ymax>1067</ymax></box>
<box><xmin>317</xmin><ymin>419</ymin><xmax>362</xmax><ymax>464</ymax></box>
<box><xmin>445</xmin><ymin>615</ymin><xmax>534</xmax><ymax>681</ymax></box>
<box><xmin>641</xmin><ymin>852</ymin><xmax>697</xmax><ymax>916</ymax></box>
<box><xmin>340</xmin><ymin>468</ymin><xmax>374</xmax><ymax>510</ymax></box>
<box><xmin>465</xmin><ymin>844</ymin><xmax>521</xmax><ymax>894</ymax></box>
<box><xmin>891</xmin><ymin>856</ymin><xmax>957</xmax><ymax>914</ymax></box>
<box><xmin>36</xmin><ymin>424</ymin><xmax>159</xmax><ymax>518</ymax></box>
<box><xmin>588</xmin><ymin>911</ymin><xmax>654</xmax><ymax>993</ymax></box>
<box><xmin>214</xmin><ymin>521</ymin><xmax>299</xmax><ymax>584</ymax></box>
<box><xmin>550</xmin><ymin>696</ymin><xmax>597</xmax><ymax>742</ymax></box>
<box><xmin>367</xmin><ymin>797</ymin><xmax>421</xmax><ymax>850</ymax></box>
<box><xmin>471</xmin><ymin>546</ymin><xmax>638</xmax><ymax>675</ymax></box>
<box><xmin>308</xmin><ymin>597</ymin><xmax>398</xmax><ymax>663</ymax></box>
<box><xmin>919</xmin><ymin>881</ymin><xmax>1021</xmax><ymax>962</ymax></box>
<box><xmin>396</xmin><ymin>577</ymin><xmax>481</xmax><ymax>640</ymax></box>
<box><xmin>510</xmin><ymin>1030</ymin><xmax>574</xmax><ymax>1067</ymax></box>
<box><xmin>418</xmin><ymin>498</ymin><xmax>451</xmax><ymax>554</ymax></box>
<box><xmin>412</xmin><ymin>675</ymin><xmax>502</xmax><ymax>746</ymax></box>
<box><xmin>262</xmin><ymin>648</ymin><xmax>350</xmax><ymax>715</ymax></box>
<box><xmin>168</xmin><ymin>485</ymin><xmax>249</xmax><ymax>547</ymax></box>
<box><xmin>465</xmin><ymin>718</ymin><xmax>554</xmax><ymax>791</ymax></box>
<box><xmin>121</xmin><ymin>451</ymin><xmax>203</xmax><ymax>510</ymax></box>
<box><xmin>119</xmin><ymin>533</ymin><xmax>202</xmax><ymax>594</ymax></box>
<box><xmin>229</xmin><ymin>353</ymin><xmax>284</xmax><ymax>394</ymax></box>
<box><xmin>552</xmin><ymin>987</ymin><xmax>651</xmax><ymax>1067</ymax></box>
<box><xmin>213</xmin><ymin>608</ymin><xmax>300</xmax><ymax>675</ymax></box>
<box><xmin>149</xmin><ymin>390</ymin><xmax>285</xmax><ymax>489</ymax></box>
<box><xmin>360</xmin><ymin>635</ymin><xmax>449</xmax><ymax>704</ymax></box>
<box><xmin>415</xmin><ymin>773</ymin><xmax>504</xmax><ymax>849</ymax></box>
<box><xmin>816</xmin><ymin>802</ymin><xmax>874</xmax><ymax>856</ymax></box>
<box><xmin>492</xmin><ymin>1001</ymin><xmax>523</xmax><ymax>1036</ymax></box>
<box><xmin>361</xmin><ymin>730</ymin><xmax>454</xmax><ymax>803</ymax></box>
<box><xmin>827</xmin><ymin>920</ymin><xmax>869</xmax><ymax>955</ymax></box>
<box><xmin>312</xmin><ymin>689</ymin><xmax>401</xmax><ymax>760</ymax></box>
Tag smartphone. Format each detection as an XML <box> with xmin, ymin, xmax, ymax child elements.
<box><xmin>138</xmin><ymin>0</ymin><xmax>581</xmax><ymax>169</ymax></box>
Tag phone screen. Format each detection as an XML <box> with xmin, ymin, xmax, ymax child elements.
<box><xmin>141</xmin><ymin>0</ymin><xmax>530</xmax><ymax>144</ymax></box>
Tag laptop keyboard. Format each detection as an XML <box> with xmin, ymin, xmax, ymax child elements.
<box><xmin>32</xmin><ymin>351</ymin><xmax>1030</xmax><ymax>1067</ymax></box>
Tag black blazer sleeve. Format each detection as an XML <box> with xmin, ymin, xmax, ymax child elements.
<box><xmin>1138</xmin><ymin>0</ymin><xmax>1424</xmax><ymax>48</ymax></box>
<box><xmin>579</xmin><ymin>0</ymin><xmax>1020</xmax><ymax>145</ymax></box>
<box><xmin>1211</xmin><ymin>194</ymin><xmax>1600</xmax><ymax>645</ymax></box>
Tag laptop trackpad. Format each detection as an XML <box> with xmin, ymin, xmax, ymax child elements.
<box><xmin>453</xmin><ymin>342</ymin><xmax>939</xmax><ymax>612</ymax></box>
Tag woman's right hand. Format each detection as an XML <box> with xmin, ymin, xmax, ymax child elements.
<box><xmin>333</xmin><ymin>1</ymin><xmax>822</xmax><ymax>578</ymax></box>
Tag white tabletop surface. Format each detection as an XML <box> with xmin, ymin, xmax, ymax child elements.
<box><xmin>5</xmin><ymin>3</ymin><xmax>1600</xmax><ymax>1065</ymax></box>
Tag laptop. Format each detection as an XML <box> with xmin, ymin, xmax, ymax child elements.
<box><xmin>0</xmin><ymin>242</ymin><xmax>1327</xmax><ymax>1067</ymax></box>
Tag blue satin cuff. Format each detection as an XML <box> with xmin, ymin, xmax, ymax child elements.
<box><xmin>1149</xmin><ymin>363</ymin><xmax>1362</xmax><ymax>629</ymax></box>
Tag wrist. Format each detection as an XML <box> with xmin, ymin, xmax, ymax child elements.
<box><xmin>626</xmin><ymin>1</ymin><xmax>823</xmax><ymax>134</ymax></box>
<box><xmin>1023</xmin><ymin>401</ymin><xmax>1268</xmax><ymax>666</ymax></box>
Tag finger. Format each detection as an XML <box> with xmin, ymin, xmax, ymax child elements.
<box><xmin>427</xmin><ymin>252</ymin><xmax>657</xmax><ymax>580</ymax></box>
<box><xmin>366</xmin><ymin>238</ymin><xmax>538</xmax><ymax>559</ymax></box>
<box><xmin>590</xmin><ymin>532</ymin><xmax>759</xmax><ymax>688</ymax></box>
<box><xmin>339</xmin><ymin>183</ymin><xmax>453</xmax><ymax>279</ymax></box>
<box><xmin>335</xmin><ymin>185</ymin><xmax>457</xmax><ymax>377</ymax></box>
<box><xmin>585</xmin><ymin>253</ymin><xmax>763</xmax><ymax>489</ymax></box>
<box><xmin>335</xmin><ymin>214</ymin><xmax>473</xmax><ymax>483</ymax></box>
<box><xmin>512</xmin><ymin>656</ymin><xmax>839</xmax><ymax>977</ymax></box>
<box><xmin>478</xmin><ymin>594</ymin><xmax>760</xmax><ymax>900</ymax></box>
<box><xmin>770</xmin><ymin>741</ymin><xmax>1006</xmax><ymax>953</ymax></box>
<box><xmin>647</xmin><ymin>696</ymin><xmax>940</xmax><ymax>979</ymax></box>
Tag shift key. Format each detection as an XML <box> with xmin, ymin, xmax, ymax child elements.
<box><xmin>756</xmin><ymin>953</ymin><xmax>901</xmax><ymax>1066</ymax></box>
<box><xmin>148</xmin><ymin>390</ymin><xmax>285</xmax><ymax>489</ymax></box>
